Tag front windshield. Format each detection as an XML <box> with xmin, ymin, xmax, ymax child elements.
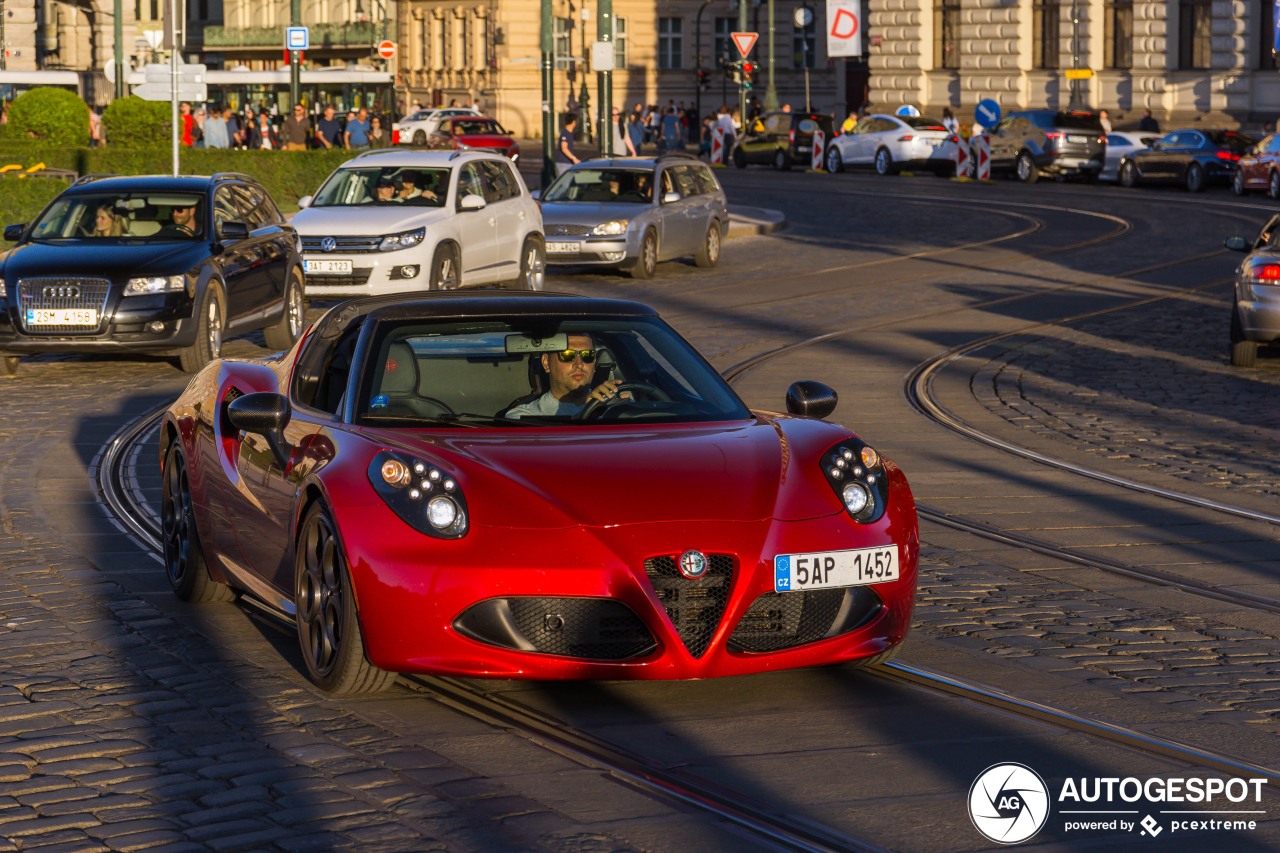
<box><xmin>543</xmin><ymin>169</ymin><xmax>654</xmax><ymax>204</ymax></box>
<box><xmin>27</xmin><ymin>192</ymin><xmax>205</xmax><ymax>241</ymax></box>
<box><xmin>311</xmin><ymin>166</ymin><xmax>449</xmax><ymax>208</ymax></box>
<box><xmin>356</xmin><ymin>315</ymin><xmax>750</xmax><ymax>426</ymax></box>
<box><xmin>452</xmin><ymin>119</ymin><xmax>505</xmax><ymax>135</ymax></box>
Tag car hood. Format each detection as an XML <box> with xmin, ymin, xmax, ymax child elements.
<box><xmin>540</xmin><ymin>201</ymin><xmax>651</xmax><ymax>225</ymax></box>
<box><xmin>0</xmin><ymin>240</ymin><xmax>208</xmax><ymax>280</ymax></box>
<box><xmin>380</xmin><ymin>417</ymin><xmax>849</xmax><ymax>529</ymax></box>
<box><xmin>292</xmin><ymin>205</ymin><xmax>447</xmax><ymax>236</ymax></box>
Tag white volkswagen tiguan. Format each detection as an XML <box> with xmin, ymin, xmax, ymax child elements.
<box><xmin>293</xmin><ymin>149</ymin><xmax>545</xmax><ymax>299</ymax></box>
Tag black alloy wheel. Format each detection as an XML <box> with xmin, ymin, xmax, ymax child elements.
<box><xmin>162</xmin><ymin>444</ymin><xmax>233</xmax><ymax>602</ymax></box>
<box><xmin>1185</xmin><ymin>162</ymin><xmax>1205</xmax><ymax>193</ymax></box>
<box><xmin>773</xmin><ymin>149</ymin><xmax>791</xmax><ymax>171</ymax></box>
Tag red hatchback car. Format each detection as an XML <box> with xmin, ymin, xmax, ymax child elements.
<box><xmin>1234</xmin><ymin>133</ymin><xmax>1280</xmax><ymax>198</ymax></box>
<box><xmin>160</xmin><ymin>293</ymin><xmax>920</xmax><ymax>694</ymax></box>
<box><xmin>428</xmin><ymin>116</ymin><xmax>520</xmax><ymax>160</ymax></box>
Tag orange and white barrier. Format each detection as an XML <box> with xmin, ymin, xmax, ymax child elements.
<box><xmin>811</xmin><ymin>129</ymin><xmax>825</xmax><ymax>171</ymax></box>
<box><xmin>954</xmin><ymin>136</ymin><xmax>970</xmax><ymax>178</ymax></box>
<box><xmin>711</xmin><ymin>125</ymin><xmax>726</xmax><ymax>164</ymax></box>
<box><xmin>972</xmin><ymin>133</ymin><xmax>991</xmax><ymax>181</ymax></box>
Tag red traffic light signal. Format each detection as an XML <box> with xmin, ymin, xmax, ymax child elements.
<box><xmin>742</xmin><ymin>61</ymin><xmax>754</xmax><ymax>76</ymax></box>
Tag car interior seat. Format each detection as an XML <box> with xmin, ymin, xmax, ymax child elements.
<box><xmin>127</xmin><ymin>204</ymin><xmax>161</xmax><ymax>237</ymax></box>
<box><xmin>370</xmin><ymin>341</ymin><xmax>451</xmax><ymax>419</ymax></box>
<box><xmin>496</xmin><ymin>354</ymin><xmax>550</xmax><ymax>417</ymax></box>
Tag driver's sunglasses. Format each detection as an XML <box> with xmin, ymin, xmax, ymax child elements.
<box><xmin>555</xmin><ymin>348</ymin><xmax>597</xmax><ymax>364</ymax></box>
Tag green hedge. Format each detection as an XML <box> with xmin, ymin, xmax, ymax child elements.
<box><xmin>0</xmin><ymin>175</ymin><xmax>73</xmax><ymax>235</ymax></box>
<box><xmin>102</xmin><ymin>97</ymin><xmax>173</xmax><ymax>149</ymax></box>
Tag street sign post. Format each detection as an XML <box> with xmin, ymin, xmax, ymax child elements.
<box><xmin>132</xmin><ymin>63</ymin><xmax>207</xmax><ymax>102</ymax></box>
<box><xmin>286</xmin><ymin>26</ymin><xmax>308</xmax><ymax>51</ymax></box>
<box><xmin>731</xmin><ymin>32</ymin><xmax>758</xmax><ymax>59</ymax></box>
<box><xmin>377</xmin><ymin>40</ymin><xmax>396</xmax><ymax>60</ymax></box>
<box><xmin>975</xmin><ymin>98</ymin><xmax>1001</xmax><ymax>130</ymax></box>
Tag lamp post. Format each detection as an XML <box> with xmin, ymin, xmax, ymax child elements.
<box><xmin>794</xmin><ymin>4</ymin><xmax>812</xmax><ymax>111</ymax></box>
<box><xmin>578</xmin><ymin>3</ymin><xmax>591</xmax><ymax>143</ymax></box>
<box><xmin>1068</xmin><ymin>0</ymin><xmax>1083</xmax><ymax>110</ymax></box>
<box><xmin>765</xmin><ymin>0</ymin><xmax>778</xmax><ymax>111</ymax></box>
<box><xmin>596</xmin><ymin>0</ymin><xmax>613</xmax><ymax>156</ymax></box>
<box><xmin>695</xmin><ymin>0</ymin><xmax>712</xmax><ymax>132</ymax></box>
<box><xmin>540</xmin><ymin>0</ymin><xmax>556</xmax><ymax>189</ymax></box>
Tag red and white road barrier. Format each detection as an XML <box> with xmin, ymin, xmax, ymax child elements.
<box><xmin>812</xmin><ymin>129</ymin><xmax>825</xmax><ymax>171</ymax></box>
<box><xmin>954</xmin><ymin>136</ymin><xmax>970</xmax><ymax>178</ymax></box>
<box><xmin>711</xmin><ymin>125</ymin><xmax>726</xmax><ymax>164</ymax></box>
<box><xmin>973</xmin><ymin>133</ymin><xmax>991</xmax><ymax>181</ymax></box>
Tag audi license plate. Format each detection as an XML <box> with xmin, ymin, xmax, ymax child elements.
<box><xmin>304</xmin><ymin>259</ymin><xmax>353</xmax><ymax>274</ymax></box>
<box><xmin>774</xmin><ymin>546</ymin><xmax>899</xmax><ymax>592</ymax></box>
<box><xmin>26</xmin><ymin>308</ymin><xmax>98</xmax><ymax>327</ymax></box>
<box><xmin>545</xmin><ymin>242</ymin><xmax>580</xmax><ymax>254</ymax></box>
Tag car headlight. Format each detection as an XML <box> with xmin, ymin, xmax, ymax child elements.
<box><xmin>378</xmin><ymin>227</ymin><xmax>426</xmax><ymax>252</ymax></box>
<box><xmin>821</xmin><ymin>440</ymin><xmax>888</xmax><ymax>523</ymax></box>
<box><xmin>368</xmin><ymin>451</ymin><xmax>468</xmax><ymax>538</ymax></box>
<box><xmin>124</xmin><ymin>275</ymin><xmax>185</xmax><ymax>296</ymax></box>
<box><xmin>591</xmin><ymin>220</ymin><xmax>629</xmax><ymax>237</ymax></box>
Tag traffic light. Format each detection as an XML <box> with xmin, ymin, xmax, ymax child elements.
<box><xmin>741</xmin><ymin>61</ymin><xmax>754</xmax><ymax>91</ymax></box>
<box><xmin>698</xmin><ymin>69</ymin><xmax>709</xmax><ymax>90</ymax></box>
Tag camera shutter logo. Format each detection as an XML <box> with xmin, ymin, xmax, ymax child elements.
<box><xmin>969</xmin><ymin>763</ymin><xmax>1050</xmax><ymax>844</ymax></box>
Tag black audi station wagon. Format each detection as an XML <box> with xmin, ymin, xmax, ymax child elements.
<box><xmin>0</xmin><ymin>172</ymin><xmax>305</xmax><ymax>376</ymax></box>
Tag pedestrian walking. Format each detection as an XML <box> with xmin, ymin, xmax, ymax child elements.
<box><xmin>610</xmin><ymin>107</ymin><xmax>636</xmax><ymax>156</ymax></box>
<box><xmin>1099</xmin><ymin>109</ymin><xmax>1112</xmax><ymax>134</ymax></box>
<box><xmin>203</xmin><ymin>108</ymin><xmax>230</xmax><ymax>149</ymax></box>
<box><xmin>281</xmin><ymin>104</ymin><xmax>310</xmax><ymax>150</ymax></box>
<box><xmin>345</xmin><ymin>107</ymin><xmax>370</xmax><ymax>149</ymax></box>
<box><xmin>942</xmin><ymin>107</ymin><xmax>960</xmax><ymax>137</ymax></box>
<box><xmin>314</xmin><ymin>104</ymin><xmax>343</xmax><ymax>149</ymax></box>
<box><xmin>660</xmin><ymin>107</ymin><xmax>682</xmax><ymax>152</ymax></box>
<box><xmin>715</xmin><ymin>105</ymin><xmax>736</xmax><ymax>160</ymax></box>
<box><xmin>367</xmin><ymin>115</ymin><xmax>391</xmax><ymax>148</ymax></box>
<box><xmin>1138</xmin><ymin>109</ymin><xmax>1160</xmax><ymax>132</ymax></box>
<box><xmin>628</xmin><ymin>112</ymin><xmax>645</xmax><ymax>154</ymax></box>
<box><xmin>555</xmin><ymin>113</ymin><xmax>581</xmax><ymax>176</ymax></box>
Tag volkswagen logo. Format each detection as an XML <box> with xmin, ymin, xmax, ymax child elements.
<box><xmin>42</xmin><ymin>285</ymin><xmax>81</xmax><ymax>299</ymax></box>
<box><xmin>320</xmin><ymin>236</ymin><xmax>337</xmax><ymax>252</ymax></box>
<box><xmin>678</xmin><ymin>550</ymin><xmax>709</xmax><ymax>579</ymax></box>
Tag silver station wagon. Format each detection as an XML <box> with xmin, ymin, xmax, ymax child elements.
<box><xmin>538</xmin><ymin>153</ymin><xmax>728</xmax><ymax>279</ymax></box>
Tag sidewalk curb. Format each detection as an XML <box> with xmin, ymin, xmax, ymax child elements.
<box><xmin>728</xmin><ymin>205</ymin><xmax>787</xmax><ymax>239</ymax></box>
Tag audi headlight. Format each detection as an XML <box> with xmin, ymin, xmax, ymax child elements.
<box><xmin>124</xmin><ymin>275</ymin><xmax>185</xmax><ymax>296</ymax></box>
<box><xmin>378</xmin><ymin>227</ymin><xmax>426</xmax><ymax>252</ymax></box>
<box><xmin>369</xmin><ymin>451</ymin><xmax>468</xmax><ymax>538</ymax></box>
<box><xmin>821</xmin><ymin>440</ymin><xmax>888</xmax><ymax>523</ymax></box>
<box><xmin>591</xmin><ymin>220</ymin><xmax>630</xmax><ymax>236</ymax></box>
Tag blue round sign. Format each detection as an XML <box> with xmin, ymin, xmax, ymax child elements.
<box><xmin>895</xmin><ymin>104</ymin><xmax>921</xmax><ymax>118</ymax></box>
<box><xmin>975</xmin><ymin>99</ymin><xmax>1002</xmax><ymax>129</ymax></box>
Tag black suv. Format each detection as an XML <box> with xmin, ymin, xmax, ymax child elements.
<box><xmin>0</xmin><ymin>172</ymin><xmax>304</xmax><ymax>376</ymax></box>
<box><xmin>989</xmin><ymin>110</ymin><xmax>1106</xmax><ymax>183</ymax></box>
<box><xmin>734</xmin><ymin>111</ymin><xmax>836</xmax><ymax>171</ymax></box>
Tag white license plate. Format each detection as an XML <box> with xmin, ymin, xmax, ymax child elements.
<box><xmin>304</xmin><ymin>259</ymin><xmax>353</xmax><ymax>274</ymax></box>
<box><xmin>26</xmin><ymin>308</ymin><xmax>98</xmax><ymax>326</ymax></box>
<box><xmin>546</xmin><ymin>242</ymin><xmax>580</xmax><ymax>254</ymax></box>
<box><xmin>1066</xmin><ymin>134</ymin><xmax>1090</xmax><ymax>144</ymax></box>
<box><xmin>774</xmin><ymin>546</ymin><xmax>899</xmax><ymax>592</ymax></box>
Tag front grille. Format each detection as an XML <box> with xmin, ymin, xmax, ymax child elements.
<box><xmin>643</xmin><ymin>554</ymin><xmax>733</xmax><ymax>658</ymax></box>
<box><xmin>729</xmin><ymin>588</ymin><xmax>883</xmax><ymax>652</ymax></box>
<box><xmin>17</xmin><ymin>278</ymin><xmax>111</xmax><ymax>333</ymax></box>
<box><xmin>506</xmin><ymin>598</ymin><xmax>655</xmax><ymax>660</ymax></box>
<box><xmin>301</xmin><ymin>236</ymin><xmax>383</xmax><ymax>253</ymax></box>
<box><xmin>546</xmin><ymin>224</ymin><xmax>592</xmax><ymax>237</ymax></box>
<box><xmin>303</xmin><ymin>268</ymin><xmax>373</xmax><ymax>288</ymax></box>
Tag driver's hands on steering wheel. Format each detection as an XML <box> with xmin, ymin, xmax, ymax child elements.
<box><xmin>586</xmin><ymin>378</ymin><xmax>632</xmax><ymax>405</ymax></box>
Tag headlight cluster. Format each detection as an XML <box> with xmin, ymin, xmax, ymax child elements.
<box><xmin>368</xmin><ymin>451</ymin><xmax>468</xmax><ymax>538</ymax></box>
<box><xmin>378</xmin><ymin>228</ymin><xmax>426</xmax><ymax>252</ymax></box>
<box><xmin>591</xmin><ymin>220</ymin><xmax>629</xmax><ymax>236</ymax></box>
<box><xmin>124</xmin><ymin>275</ymin><xmax>185</xmax><ymax>296</ymax></box>
<box><xmin>821</xmin><ymin>440</ymin><xmax>888</xmax><ymax>524</ymax></box>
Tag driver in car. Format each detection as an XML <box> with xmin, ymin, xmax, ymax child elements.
<box><xmin>507</xmin><ymin>333</ymin><xmax>629</xmax><ymax>419</ymax></box>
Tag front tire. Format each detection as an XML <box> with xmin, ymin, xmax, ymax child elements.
<box><xmin>773</xmin><ymin>149</ymin><xmax>791</xmax><ymax>171</ymax></box>
<box><xmin>162</xmin><ymin>443</ymin><xmax>234</xmax><ymax>603</ymax></box>
<box><xmin>1269</xmin><ymin>171</ymin><xmax>1280</xmax><ymax>200</ymax></box>
<box><xmin>1119</xmin><ymin>160</ymin><xmax>1138</xmax><ymax>188</ymax></box>
<box><xmin>429</xmin><ymin>244</ymin><xmax>460</xmax><ymax>290</ymax></box>
<box><xmin>511</xmin><ymin>236</ymin><xmax>545</xmax><ymax>290</ymax></box>
<box><xmin>295</xmin><ymin>503</ymin><xmax>395</xmax><ymax>694</ymax></box>
<box><xmin>695</xmin><ymin>221</ymin><xmax>721</xmax><ymax>268</ymax></box>
<box><xmin>628</xmin><ymin>230</ymin><xmax>658</xmax><ymax>279</ymax></box>
<box><xmin>1233</xmin><ymin>170</ymin><xmax>1246</xmax><ymax>196</ymax></box>
<box><xmin>412</xmin><ymin>130</ymin><xmax>426</xmax><ymax>145</ymax></box>
<box><xmin>733</xmin><ymin>147</ymin><xmax>747</xmax><ymax>169</ymax></box>
<box><xmin>826</xmin><ymin>146</ymin><xmax>844</xmax><ymax>174</ymax></box>
<box><xmin>263</xmin><ymin>266</ymin><xmax>305</xmax><ymax>351</ymax></box>
<box><xmin>1185</xmin><ymin>162</ymin><xmax>1205</xmax><ymax>193</ymax></box>
<box><xmin>178</xmin><ymin>285</ymin><xmax>224</xmax><ymax>374</ymax></box>
<box><xmin>1016</xmin><ymin>151</ymin><xmax>1039</xmax><ymax>184</ymax></box>
<box><xmin>874</xmin><ymin>147</ymin><xmax>895</xmax><ymax>176</ymax></box>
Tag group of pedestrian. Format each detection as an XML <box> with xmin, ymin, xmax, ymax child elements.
<box><xmin>178</xmin><ymin>101</ymin><xmax>392</xmax><ymax>151</ymax></box>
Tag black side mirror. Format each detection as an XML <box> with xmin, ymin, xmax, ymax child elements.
<box><xmin>4</xmin><ymin>224</ymin><xmax>26</xmax><ymax>242</ymax></box>
<box><xmin>785</xmin><ymin>381</ymin><xmax>838</xmax><ymax>419</ymax></box>
<box><xmin>219</xmin><ymin>221</ymin><xmax>250</xmax><ymax>241</ymax></box>
<box><xmin>227</xmin><ymin>392</ymin><xmax>293</xmax><ymax>469</ymax></box>
<box><xmin>1224</xmin><ymin>236</ymin><xmax>1250</xmax><ymax>252</ymax></box>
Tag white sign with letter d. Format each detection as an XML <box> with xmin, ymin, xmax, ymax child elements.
<box><xmin>826</xmin><ymin>0</ymin><xmax>863</xmax><ymax>58</ymax></box>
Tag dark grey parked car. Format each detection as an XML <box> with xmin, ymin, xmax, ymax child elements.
<box><xmin>989</xmin><ymin>109</ymin><xmax>1106</xmax><ymax>183</ymax></box>
<box><xmin>1225</xmin><ymin>214</ymin><xmax>1280</xmax><ymax>367</ymax></box>
<box><xmin>539</xmin><ymin>153</ymin><xmax>728</xmax><ymax>279</ymax></box>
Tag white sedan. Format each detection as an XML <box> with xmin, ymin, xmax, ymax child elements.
<box><xmin>1099</xmin><ymin>131</ymin><xmax>1158</xmax><ymax>181</ymax></box>
<box><xmin>826</xmin><ymin>113</ymin><xmax>958</xmax><ymax>176</ymax></box>
<box><xmin>394</xmin><ymin>108</ymin><xmax>482</xmax><ymax>146</ymax></box>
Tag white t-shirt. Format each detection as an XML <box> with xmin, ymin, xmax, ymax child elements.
<box><xmin>715</xmin><ymin>114</ymin><xmax>736</xmax><ymax>136</ymax></box>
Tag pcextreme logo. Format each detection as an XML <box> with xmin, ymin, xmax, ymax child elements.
<box><xmin>968</xmin><ymin>763</ymin><xmax>1271</xmax><ymax>845</ymax></box>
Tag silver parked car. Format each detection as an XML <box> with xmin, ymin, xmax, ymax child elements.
<box><xmin>539</xmin><ymin>154</ymin><xmax>729</xmax><ymax>279</ymax></box>
<box><xmin>1225</xmin><ymin>214</ymin><xmax>1280</xmax><ymax>367</ymax></box>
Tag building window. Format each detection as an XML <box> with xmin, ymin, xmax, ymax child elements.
<box><xmin>659</xmin><ymin>17</ymin><xmax>683</xmax><ymax>70</ymax></box>
<box><xmin>458</xmin><ymin>15</ymin><xmax>470</xmax><ymax>69</ymax></box>
<box><xmin>934</xmin><ymin>0</ymin><xmax>961</xmax><ymax>69</ymax></box>
<box><xmin>713</xmin><ymin>17</ymin><xmax>737</xmax><ymax>68</ymax></box>
<box><xmin>1104</xmin><ymin>0</ymin><xmax>1133</xmax><ymax>68</ymax></box>
<box><xmin>554</xmin><ymin>17</ymin><xmax>573</xmax><ymax>70</ymax></box>
<box><xmin>1179</xmin><ymin>0</ymin><xmax>1212</xmax><ymax>68</ymax></box>
<box><xmin>436</xmin><ymin>17</ymin><xmax>448</xmax><ymax>70</ymax></box>
<box><xmin>417</xmin><ymin>18</ymin><xmax>428</xmax><ymax>68</ymax></box>
<box><xmin>793</xmin><ymin>19</ymin><xmax>817</xmax><ymax>69</ymax></box>
<box><xmin>614</xmin><ymin>17</ymin><xmax>628</xmax><ymax>68</ymax></box>
<box><xmin>1261</xmin><ymin>0</ymin><xmax>1279</xmax><ymax>69</ymax></box>
<box><xmin>1033</xmin><ymin>0</ymin><xmax>1061</xmax><ymax>69</ymax></box>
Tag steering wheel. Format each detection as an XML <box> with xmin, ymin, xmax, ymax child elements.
<box><xmin>578</xmin><ymin>382</ymin><xmax>669</xmax><ymax>420</ymax></box>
